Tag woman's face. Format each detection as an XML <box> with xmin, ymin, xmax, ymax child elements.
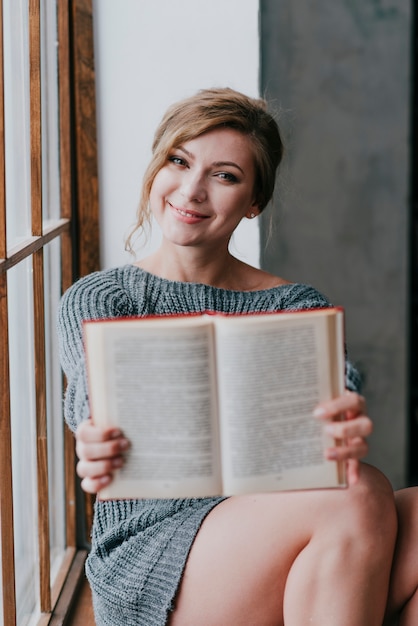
<box><xmin>149</xmin><ymin>127</ymin><xmax>260</xmax><ymax>250</ymax></box>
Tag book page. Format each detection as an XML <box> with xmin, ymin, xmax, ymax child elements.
<box><xmin>214</xmin><ymin>311</ymin><xmax>345</xmax><ymax>494</ymax></box>
<box><xmin>85</xmin><ymin>318</ymin><xmax>222</xmax><ymax>499</ymax></box>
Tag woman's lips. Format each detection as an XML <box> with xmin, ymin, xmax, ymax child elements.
<box><xmin>169</xmin><ymin>202</ymin><xmax>210</xmax><ymax>222</ymax></box>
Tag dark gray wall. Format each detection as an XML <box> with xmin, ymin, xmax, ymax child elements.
<box><xmin>260</xmin><ymin>1</ymin><xmax>411</xmax><ymax>488</ymax></box>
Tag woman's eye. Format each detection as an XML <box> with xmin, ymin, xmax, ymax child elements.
<box><xmin>217</xmin><ymin>172</ymin><xmax>238</xmax><ymax>183</ymax></box>
<box><xmin>168</xmin><ymin>156</ymin><xmax>186</xmax><ymax>166</ymax></box>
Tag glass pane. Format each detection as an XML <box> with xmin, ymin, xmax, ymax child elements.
<box><xmin>8</xmin><ymin>258</ymin><xmax>38</xmax><ymax>623</ymax></box>
<box><xmin>41</xmin><ymin>0</ymin><xmax>61</xmax><ymax>223</ymax></box>
<box><xmin>3</xmin><ymin>0</ymin><xmax>31</xmax><ymax>248</ymax></box>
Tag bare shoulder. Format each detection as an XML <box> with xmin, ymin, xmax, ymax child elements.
<box><xmin>237</xmin><ymin>262</ymin><xmax>290</xmax><ymax>291</ymax></box>
<box><xmin>256</xmin><ymin>270</ymin><xmax>290</xmax><ymax>290</ymax></box>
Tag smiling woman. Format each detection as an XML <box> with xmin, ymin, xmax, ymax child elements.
<box><xmin>56</xmin><ymin>87</ymin><xmax>404</xmax><ymax>626</ymax></box>
<box><xmin>126</xmin><ymin>88</ymin><xmax>283</xmax><ymax>290</ymax></box>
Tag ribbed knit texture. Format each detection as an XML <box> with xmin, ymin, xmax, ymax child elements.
<box><xmin>57</xmin><ymin>265</ymin><xmax>361</xmax><ymax>625</ymax></box>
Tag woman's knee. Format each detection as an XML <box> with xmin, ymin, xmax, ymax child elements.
<box><xmin>351</xmin><ymin>463</ymin><xmax>395</xmax><ymax>511</ymax></box>
<box><xmin>333</xmin><ymin>464</ymin><xmax>397</xmax><ymax>555</ymax></box>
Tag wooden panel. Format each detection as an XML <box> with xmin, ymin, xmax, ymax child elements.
<box><xmin>64</xmin><ymin>425</ymin><xmax>77</xmax><ymax>548</ymax></box>
<box><xmin>33</xmin><ymin>247</ymin><xmax>51</xmax><ymax>613</ymax></box>
<box><xmin>58</xmin><ymin>0</ymin><xmax>75</xmax><ymax>294</ymax></box>
<box><xmin>71</xmin><ymin>0</ymin><xmax>100</xmax><ymax>277</ymax></box>
<box><xmin>70</xmin><ymin>0</ymin><xmax>100</xmax><ymax>538</ymax></box>
<box><xmin>29</xmin><ymin>0</ymin><xmax>51</xmax><ymax>612</ymax></box>
<box><xmin>29</xmin><ymin>0</ymin><xmax>42</xmax><ymax>236</ymax></box>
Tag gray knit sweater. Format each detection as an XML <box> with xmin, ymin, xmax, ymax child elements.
<box><xmin>57</xmin><ymin>265</ymin><xmax>360</xmax><ymax>625</ymax></box>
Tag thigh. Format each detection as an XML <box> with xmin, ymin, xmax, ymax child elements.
<box><xmin>168</xmin><ymin>464</ymin><xmax>394</xmax><ymax>626</ymax></box>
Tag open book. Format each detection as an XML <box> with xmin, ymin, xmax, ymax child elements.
<box><xmin>83</xmin><ymin>307</ymin><xmax>347</xmax><ymax>500</ymax></box>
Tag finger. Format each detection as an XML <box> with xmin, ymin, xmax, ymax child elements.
<box><xmin>76</xmin><ymin>456</ymin><xmax>124</xmax><ymax>480</ymax></box>
<box><xmin>76</xmin><ymin>435</ymin><xmax>130</xmax><ymax>462</ymax></box>
<box><xmin>324</xmin><ymin>416</ymin><xmax>373</xmax><ymax>440</ymax></box>
<box><xmin>77</xmin><ymin>418</ymin><xmax>124</xmax><ymax>444</ymax></box>
<box><xmin>80</xmin><ymin>474</ymin><xmax>113</xmax><ymax>494</ymax></box>
<box><xmin>346</xmin><ymin>459</ymin><xmax>361</xmax><ymax>486</ymax></box>
<box><xmin>313</xmin><ymin>391</ymin><xmax>367</xmax><ymax>421</ymax></box>
<box><xmin>325</xmin><ymin>436</ymin><xmax>369</xmax><ymax>462</ymax></box>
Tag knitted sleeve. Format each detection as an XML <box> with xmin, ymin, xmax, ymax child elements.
<box><xmin>278</xmin><ymin>283</ymin><xmax>362</xmax><ymax>393</ymax></box>
<box><xmin>57</xmin><ymin>270</ymin><xmax>135</xmax><ymax>432</ymax></box>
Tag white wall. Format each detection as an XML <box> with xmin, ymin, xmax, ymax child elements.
<box><xmin>92</xmin><ymin>0</ymin><xmax>260</xmax><ymax>270</ymax></box>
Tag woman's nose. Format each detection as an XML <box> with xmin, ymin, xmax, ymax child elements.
<box><xmin>179</xmin><ymin>171</ymin><xmax>207</xmax><ymax>203</ymax></box>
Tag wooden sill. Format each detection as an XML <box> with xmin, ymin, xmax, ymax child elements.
<box><xmin>65</xmin><ymin>575</ymin><xmax>94</xmax><ymax>625</ymax></box>
<box><xmin>38</xmin><ymin>549</ymin><xmax>93</xmax><ymax>626</ymax></box>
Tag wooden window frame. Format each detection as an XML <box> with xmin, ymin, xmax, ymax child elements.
<box><xmin>0</xmin><ymin>0</ymin><xmax>99</xmax><ymax>623</ymax></box>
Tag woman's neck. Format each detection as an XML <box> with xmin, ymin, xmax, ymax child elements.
<box><xmin>135</xmin><ymin>247</ymin><xmax>237</xmax><ymax>286</ymax></box>
<box><xmin>134</xmin><ymin>245</ymin><xmax>287</xmax><ymax>292</ymax></box>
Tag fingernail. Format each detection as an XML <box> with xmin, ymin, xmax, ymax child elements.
<box><xmin>313</xmin><ymin>407</ymin><xmax>326</xmax><ymax>418</ymax></box>
<box><xmin>324</xmin><ymin>423</ymin><xmax>335</xmax><ymax>436</ymax></box>
<box><xmin>111</xmin><ymin>429</ymin><xmax>122</xmax><ymax>439</ymax></box>
<box><xmin>119</xmin><ymin>438</ymin><xmax>130</xmax><ymax>450</ymax></box>
<box><xmin>112</xmin><ymin>457</ymin><xmax>124</xmax><ymax>468</ymax></box>
<box><xmin>325</xmin><ymin>449</ymin><xmax>337</xmax><ymax>460</ymax></box>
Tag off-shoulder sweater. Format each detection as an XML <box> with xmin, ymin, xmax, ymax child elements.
<box><xmin>57</xmin><ymin>264</ymin><xmax>360</xmax><ymax>626</ymax></box>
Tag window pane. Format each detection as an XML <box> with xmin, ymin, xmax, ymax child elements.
<box><xmin>3</xmin><ymin>0</ymin><xmax>31</xmax><ymax>247</ymax></box>
<box><xmin>41</xmin><ymin>0</ymin><xmax>61</xmax><ymax>223</ymax></box>
<box><xmin>7</xmin><ymin>258</ymin><xmax>38</xmax><ymax>623</ymax></box>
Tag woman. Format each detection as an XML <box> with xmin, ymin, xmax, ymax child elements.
<box><xmin>58</xmin><ymin>87</ymin><xmax>399</xmax><ymax>625</ymax></box>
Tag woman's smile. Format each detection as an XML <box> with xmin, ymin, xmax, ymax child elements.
<box><xmin>168</xmin><ymin>201</ymin><xmax>210</xmax><ymax>223</ymax></box>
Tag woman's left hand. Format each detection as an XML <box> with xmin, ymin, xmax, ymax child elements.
<box><xmin>313</xmin><ymin>390</ymin><xmax>372</xmax><ymax>485</ymax></box>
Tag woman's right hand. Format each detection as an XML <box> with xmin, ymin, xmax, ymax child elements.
<box><xmin>75</xmin><ymin>419</ymin><xmax>130</xmax><ymax>493</ymax></box>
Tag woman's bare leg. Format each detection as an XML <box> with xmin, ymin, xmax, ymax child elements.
<box><xmin>384</xmin><ymin>487</ymin><xmax>418</xmax><ymax>626</ymax></box>
<box><xmin>168</xmin><ymin>464</ymin><xmax>396</xmax><ymax>626</ymax></box>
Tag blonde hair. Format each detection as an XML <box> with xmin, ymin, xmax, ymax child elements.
<box><xmin>126</xmin><ymin>87</ymin><xmax>284</xmax><ymax>252</ymax></box>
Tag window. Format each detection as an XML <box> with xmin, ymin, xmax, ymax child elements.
<box><xmin>0</xmin><ymin>0</ymin><xmax>99</xmax><ymax>623</ymax></box>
